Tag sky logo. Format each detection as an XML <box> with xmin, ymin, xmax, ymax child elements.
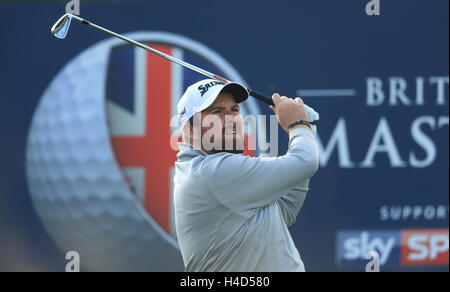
<box><xmin>337</xmin><ymin>231</ymin><xmax>401</xmax><ymax>268</ymax></box>
<box><xmin>338</xmin><ymin>230</ymin><xmax>449</xmax><ymax>269</ymax></box>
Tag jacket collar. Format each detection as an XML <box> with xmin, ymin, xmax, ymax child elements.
<box><xmin>177</xmin><ymin>142</ymin><xmax>208</xmax><ymax>161</ymax></box>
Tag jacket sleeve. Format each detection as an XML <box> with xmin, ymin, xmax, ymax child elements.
<box><xmin>200</xmin><ymin>128</ymin><xmax>319</xmax><ymax>218</ymax></box>
<box><xmin>277</xmin><ymin>179</ymin><xmax>310</xmax><ymax>227</ymax></box>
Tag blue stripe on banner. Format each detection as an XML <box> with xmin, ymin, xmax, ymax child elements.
<box><xmin>182</xmin><ymin>51</ymin><xmax>224</xmax><ymax>94</ymax></box>
<box><xmin>106</xmin><ymin>45</ymin><xmax>135</xmax><ymax>113</ymax></box>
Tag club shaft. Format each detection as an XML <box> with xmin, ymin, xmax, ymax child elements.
<box><xmin>70</xmin><ymin>15</ymin><xmax>276</xmax><ymax>107</ymax></box>
<box><xmin>71</xmin><ymin>16</ymin><xmax>225</xmax><ymax>80</ymax></box>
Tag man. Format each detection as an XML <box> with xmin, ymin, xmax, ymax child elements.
<box><xmin>174</xmin><ymin>79</ymin><xmax>319</xmax><ymax>272</ymax></box>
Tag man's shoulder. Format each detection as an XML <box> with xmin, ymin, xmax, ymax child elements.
<box><xmin>177</xmin><ymin>151</ymin><xmax>259</xmax><ymax>180</ymax></box>
<box><xmin>202</xmin><ymin>152</ymin><xmax>245</xmax><ymax>165</ymax></box>
<box><xmin>200</xmin><ymin>153</ymin><xmax>260</xmax><ymax>180</ymax></box>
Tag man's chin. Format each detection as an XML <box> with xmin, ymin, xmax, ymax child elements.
<box><xmin>208</xmin><ymin>137</ymin><xmax>246</xmax><ymax>155</ymax></box>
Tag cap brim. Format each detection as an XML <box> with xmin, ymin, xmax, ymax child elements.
<box><xmin>197</xmin><ymin>82</ymin><xmax>249</xmax><ymax>114</ymax></box>
<box><xmin>220</xmin><ymin>83</ymin><xmax>249</xmax><ymax>104</ymax></box>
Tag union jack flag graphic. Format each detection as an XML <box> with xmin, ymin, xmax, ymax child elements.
<box><xmin>105</xmin><ymin>41</ymin><xmax>255</xmax><ymax>236</ymax></box>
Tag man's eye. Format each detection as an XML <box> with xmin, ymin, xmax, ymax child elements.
<box><xmin>213</xmin><ymin>111</ymin><xmax>221</xmax><ymax>114</ymax></box>
<box><xmin>232</xmin><ymin>108</ymin><xmax>239</xmax><ymax>112</ymax></box>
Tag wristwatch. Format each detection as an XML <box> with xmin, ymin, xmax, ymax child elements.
<box><xmin>288</xmin><ymin>120</ymin><xmax>312</xmax><ymax>131</ymax></box>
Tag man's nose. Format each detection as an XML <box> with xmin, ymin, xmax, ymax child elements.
<box><xmin>224</xmin><ymin>116</ymin><xmax>240</xmax><ymax>130</ymax></box>
<box><xmin>224</xmin><ymin>112</ymin><xmax>239</xmax><ymax>121</ymax></box>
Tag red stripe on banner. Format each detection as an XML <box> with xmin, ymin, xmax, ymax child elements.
<box><xmin>110</xmin><ymin>45</ymin><xmax>174</xmax><ymax>233</ymax></box>
<box><xmin>110</xmin><ymin>47</ymin><xmax>256</xmax><ymax>234</ymax></box>
<box><xmin>145</xmin><ymin>44</ymin><xmax>173</xmax><ymax>233</ymax></box>
<box><xmin>243</xmin><ymin>135</ymin><xmax>255</xmax><ymax>157</ymax></box>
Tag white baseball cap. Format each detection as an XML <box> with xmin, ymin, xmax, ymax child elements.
<box><xmin>178</xmin><ymin>79</ymin><xmax>249</xmax><ymax>125</ymax></box>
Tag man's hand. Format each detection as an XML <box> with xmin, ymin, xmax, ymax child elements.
<box><xmin>270</xmin><ymin>93</ymin><xmax>310</xmax><ymax>133</ymax></box>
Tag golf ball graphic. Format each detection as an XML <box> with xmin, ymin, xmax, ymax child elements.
<box><xmin>26</xmin><ymin>32</ymin><xmax>260</xmax><ymax>271</ymax></box>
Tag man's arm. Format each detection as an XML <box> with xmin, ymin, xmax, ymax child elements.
<box><xmin>277</xmin><ymin>113</ymin><xmax>319</xmax><ymax>227</ymax></box>
<box><xmin>201</xmin><ymin>127</ymin><xmax>318</xmax><ymax>218</ymax></box>
<box><xmin>277</xmin><ymin>179</ymin><xmax>310</xmax><ymax>227</ymax></box>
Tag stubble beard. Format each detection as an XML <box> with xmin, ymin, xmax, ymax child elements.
<box><xmin>202</xmin><ymin>126</ymin><xmax>246</xmax><ymax>155</ymax></box>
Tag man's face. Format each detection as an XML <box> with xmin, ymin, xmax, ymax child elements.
<box><xmin>195</xmin><ymin>92</ymin><xmax>245</xmax><ymax>154</ymax></box>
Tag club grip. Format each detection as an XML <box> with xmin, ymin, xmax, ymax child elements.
<box><xmin>248</xmin><ymin>88</ymin><xmax>319</xmax><ymax>125</ymax></box>
<box><xmin>248</xmin><ymin>89</ymin><xmax>274</xmax><ymax>106</ymax></box>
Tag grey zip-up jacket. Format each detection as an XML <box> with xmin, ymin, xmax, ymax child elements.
<box><xmin>174</xmin><ymin>128</ymin><xmax>319</xmax><ymax>272</ymax></box>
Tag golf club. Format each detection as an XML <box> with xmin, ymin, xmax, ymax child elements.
<box><xmin>51</xmin><ymin>13</ymin><xmax>318</xmax><ymax>125</ymax></box>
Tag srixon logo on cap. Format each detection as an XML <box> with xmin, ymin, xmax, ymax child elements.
<box><xmin>198</xmin><ymin>81</ymin><xmax>226</xmax><ymax>97</ymax></box>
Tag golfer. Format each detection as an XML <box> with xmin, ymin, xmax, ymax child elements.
<box><xmin>174</xmin><ymin>79</ymin><xmax>319</xmax><ymax>272</ymax></box>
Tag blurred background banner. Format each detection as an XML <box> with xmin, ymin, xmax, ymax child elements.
<box><xmin>0</xmin><ymin>0</ymin><xmax>448</xmax><ymax>272</ymax></box>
